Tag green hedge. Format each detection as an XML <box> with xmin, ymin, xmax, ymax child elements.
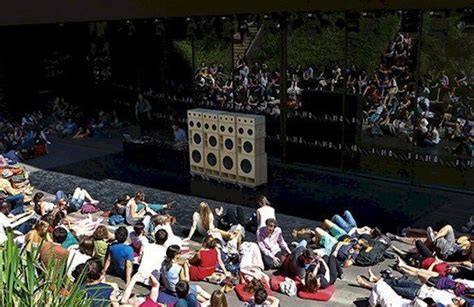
<box><xmin>421</xmin><ymin>15</ymin><xmax>474</xmax><ymax>78</ymax></box>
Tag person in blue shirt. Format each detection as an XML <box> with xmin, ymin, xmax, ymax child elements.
<box><xmin>172</xmin><ymin>124</ymin><xmax>186</xmax><ymax>143</ymax></box>
<box><xmin>174</xmin><ymin>280</ymin><xmax>199</xmax><ymax>307</ymax></box>
<box><xmin>103</xmin><ymin>226</ymin><xmax>134</xmax><ymax>286</ymax></box>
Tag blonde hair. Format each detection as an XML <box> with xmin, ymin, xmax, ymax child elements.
<box><xmin>198</xmin><ymin>202</ymin><xmax>212</xmax><ymax>231</ymax></box>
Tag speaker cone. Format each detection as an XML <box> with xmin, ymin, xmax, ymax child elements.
<box><xmin>243</xmin><ymin>141</ymin><xmax>253</xmax><ymax>153</ymax></box>
<box><xmin>207</xmin><ymin>152</ymin><xmax>217</xmax><ymax>166</ymax></box>
<box><xmin>189</xmin><ymin>121</ymin><xmax>194</xmax><ymax>127</ymax></box>
<box><xmin>223</xmin><ymin>156</ymin><xmax>233</xmax><ymax>170</ymax></box>
<box><xmin>204</xmin><ymin>123</ymin><xmax>209</xmax><ymax>130</ymax></box>
<box><xmin>212</xmin><ymin>124</ymin><xmax>217</xmax><ymax>131</ymax></box>
<box><xmin>240</xmin><ymin>159</ymin><xmax>252</xmax><ymax>174</ymax></box>
<box><xmin>197</xmin><ymin>122</ymin><xmax>201</xmax><ymax>128</ymax></box>
<box><xmin>220</xmin><ymin>125</ymin><xmax>225</xmax><ymax>132</ymax></box>
<box><xmin>193</xmin><ymin>133</ymin><xmax>202</xmax><ymax>145</ymax></box>
<box><xmin>191</xmin><ymin>150</ymin><xmax>201</xmax><ymax>163</ymax></box>
<box><xmin>209</xmin><ymin>135</ymin><xmax>217</xmax><ymax>147</ymax></box>
<box><xmin>225</xmin><ymin>138</ymin><xmax>234</xmax><ymax>150</ymax></box>
<box><xmin>238</xmin><ymin>127</ymin><xmax>244</xmax><ymax>135</ymax></box>
<box><xmin>247</xmin><ymin>128</ymin><xmax>253</xmax><ymax>136</ymax></box>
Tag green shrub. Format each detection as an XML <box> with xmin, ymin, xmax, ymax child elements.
<box><xmin>0</xmin><ymin>231</ymin><xmax>93</xmax><ymax>307</ymax></box>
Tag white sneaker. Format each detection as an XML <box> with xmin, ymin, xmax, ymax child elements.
<box><xmin>427</xmin><ymin>226</ymin><xmax>436</xmax><ymax>242</ymax></box>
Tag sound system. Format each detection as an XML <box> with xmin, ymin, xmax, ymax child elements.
<box><xmin>188</xmin><ymin>109</ymin><xmax>267</xmax><ymax>187</ymax></box>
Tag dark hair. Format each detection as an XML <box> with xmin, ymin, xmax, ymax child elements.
<box><xmin>33</xmin><ymin>192</ymin><xmax>44</xmax><ymax>205</ymax></box>
<box><xmin>79</xmin><ymin>236</ymin><xmax>95</xmax><ymax>256</ymax></box>
<box><xmin>163</xmin><ymin>245</ymin><xmax>181</xmax><ymax>272</ymax></box>
<box><xmin>84</xmin><ymin>258</ymin><xmax>104</xmax><ymax>282</ymax></box>
<box><xmin>305</xmin><ymin>271</ymin><xmax>319</xmax><ymax>292</ymax></box>
<box><xmin>133</xmin><ymin>222</ymin><xmax>145</xmax><ymax>236</ymax></box>
<box><xmin>114</xmin><ymin>226</ymin><xmax>129</xmax><ymax>243</ymax></box>
<box><xmin>72</xmin><ymin>263</ymin><xmax>86</xmax><ymax>282</ymax></box>
<box><xmin>303</xmin><ymin>248</ymin><xmax>315</xmax><ymax>260</ymax></box>
<box><xmin>93</xmin><ymin>225</ymin><xmax>109</xmax><ymax>241</ymax></box>
<box><xmin>256</xmin><ymin>195</ymin><xmax>266</xmax><ymax>205</ymax></box>
<box><xmin>243</xmin><ymin>278</ymin><xmax>264</xmax><ymax>295</ymax></box>
<box><xmin>135</xmin><ymin>191</ymin><xmax>145</xmax><ymax>202</ymax></box>
<box><xmin>154</xmin><ymin>229</ymin><xmax>168</xmax><ymax>245</ymax></box>
<box><xmin>115</xmin><ymin>194</ymin><xmax>130</xmax><ymax>205</ymax></box>
<box><xmin>254</xmin><ymin>288</ymin><xmax>268</xmax><ymax>305</ymax></box>
<box><xmin>175</xmin><ymin>280</ymin><xmax>189</xmax><ymax>299</ymax></box>
<box><xmin>52</xmin><ymin>227</ymin><xmax>68</xmax><ymax>244</ymax></box>
<box><xmin>203</xmin><ymin>235</ymin><xmax>216</xmax><ymax>249</ymax></box>
<box><xmin>265</xmin><ymin>218</ymin><xmax>277</xmax><ymax>227</ymax></box>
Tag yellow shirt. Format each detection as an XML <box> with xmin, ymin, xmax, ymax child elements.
<box><xmin>0</xmin><ymin>178</ymin><xmax>17</xmax><ymax>195</ymax></box>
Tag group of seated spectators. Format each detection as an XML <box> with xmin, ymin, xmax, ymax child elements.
<box><xmin>3</xmin><ymin>162</ymin><xmax>474</xmax><ymax>307</ymax></box>
<box><xmin>0</xmin><ymin>110</ymin><xmax>51</xmax><ymax>161</ymax></box>
<box><xmin>50</xmin><ymin>96</ymin><xmax>124</xmax><ymax>139</ymax></box>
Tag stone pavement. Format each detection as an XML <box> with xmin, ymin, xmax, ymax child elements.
<box><xmin>24</xmin><ymin>167</ymin><xmax>409</xmax><ymax>306</ymax></box>
<box><xmin>20</xmin><ymin>133</ymin><xmax>468</xmax><ymax>306</ymax></box>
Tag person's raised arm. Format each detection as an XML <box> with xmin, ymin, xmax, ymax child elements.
<box><xmin>216</xmin><ymin>248</ymin><xmax>229</xmax><ymax>276</ymax></box>
<box><xmin>125</xmin><ymin>259</ymin><xmax>132</xmax><ymax>286</ymax></box>
<box><xmin>102</xmin><ymin>249</ymin><xmax>111</xmax><ymax>275</ymax></box>
<box><xmin>185</xmin><ymin>213</ymin><xmax>198</xmax><ymax>241</ymax></box>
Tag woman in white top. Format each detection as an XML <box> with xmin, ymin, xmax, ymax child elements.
<box><xmin>256</xmin><ymin>195</ymin><xmax>276</xmax><ymax>230</ymax></box>
<box><xmin>126</xmin><ymin>191</ymin><xmax>172</xmax><ymax>230</ymax></box>
<box><xmin>185</xmin><ymin>202</ymin><xmax>215</xmax><ymax>241</ymax></box>
<box><xmin>33</xmin><ymin>192</ymin><xmax>55</xmax><ymax>216</ymax></box>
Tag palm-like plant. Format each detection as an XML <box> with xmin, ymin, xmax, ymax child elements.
<box><xmin>0</xmin><ymin>230</ymin><xmax>94</xmax><ymax>307</ymax></box>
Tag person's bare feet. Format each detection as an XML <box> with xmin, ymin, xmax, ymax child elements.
<box><xmin>368</xmin><ymin>268</ymin><xmax>378</xmax><ymax>282</ymax></box>
<box><xmin>356</xmin><ymin>275</ymin><xmax>373</xmax><ymax>290</ymax></box>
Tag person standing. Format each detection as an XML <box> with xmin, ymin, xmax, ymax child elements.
<box><xmin>135</xmin><ymin>93</ymin><xmax>152</xmax><ymax>136</ymax></box>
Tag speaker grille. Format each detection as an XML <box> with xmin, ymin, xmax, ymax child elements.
<box><xmin>209</xmin><ymin>135</ymin><xmax>217</xmax><ymax>147</ymax></box>
<box><xmin>243</xmin><ymin>141</ymin><xmax>253</xmax><ymax>154</ymax></box>
<box><xmin>224</xmin><ymin>138</ymin><xmax>234</xmax><ymax>150</ymax></box>
<box><xmin>191</xmin><ymin>150</ymin><xmax>201</xmax><ymax>163</ymax></box>
<box><xmin>193</xmin><ymin>133</ymin><xmax>202</xmax><ymax>145</ymax></box>
<box><xmin>240</xmin><ymin>159</ymin><xmax>252</xmax><ymax>174</ymax></box>
<box><xmin>206</xmin><ymin>152</ymin><xmax>217</xmax><ymax>166</ymax></box>
<box><xmin>223</xmin><ymin>156</ymin><xmax>233</xmax><ymax>170</ymax></box>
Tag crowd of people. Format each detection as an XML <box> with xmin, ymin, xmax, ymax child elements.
<box><xmin>192</xmin><ymin>29</ymin><xmax>474</xmax><ymax>158</ymax></box>
<box><xmin>1</xmin><ymin>161</ymin><xmax>474</xmax><ymax>307</ymax></box>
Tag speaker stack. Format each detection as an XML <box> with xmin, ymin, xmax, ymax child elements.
<box><xmin>187</xmin><ymin>109</ymin><xmax>267</xmax><ymax>187</ymax></box>
<box><xmin>236</xmin><ymin>114</ymin><xmax>267</xmax><ymax>187</ymax></box>
<box><xmin>187</xmin><ymin>109</ymin><xmax>206</xmax><ymax>175</ymax></box>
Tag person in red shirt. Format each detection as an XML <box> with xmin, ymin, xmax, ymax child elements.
<box><xmin>189</xmin><ymin>235</ymin><xmax>229</xmax><ymax>281</ymax></box>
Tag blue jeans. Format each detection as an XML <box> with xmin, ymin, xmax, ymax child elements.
<box><xmin>385</xmin><ymin>277</ymin><xmax>421</xmax><ymax>300</ymax></box>
<box><xmin>332</xmin><ymin>210</ymin><xmax>357</xmax><ymax>233</ymax></box>
<box><xmin>55</xmin><ymin>190</ymin><xmax>68</xmax><ymax>203</ymax></box>
<box><xmin>6</xmin><ymin>194</ymin><xmax>25</xmax><ymax>216</ymax></box>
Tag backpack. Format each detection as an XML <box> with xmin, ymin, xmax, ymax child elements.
<box><xmin>355</xmin><ymin>241</ymin><xmax>388</xmax><ymax>266</ymax></box>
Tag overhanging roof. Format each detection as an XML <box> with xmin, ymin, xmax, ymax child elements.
<box><xmin>1</xmin><ymin>0</ymin><xmax>474</xmax><ymax>26</ymax></box>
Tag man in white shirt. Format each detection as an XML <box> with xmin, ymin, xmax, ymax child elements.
<box><xmin>0</xmin><ymin>201</ymin><xmax>35</xmax><ymax>245</ymax></box>
<box><xmin>136</xmin><ymin>229</ymin><xmax>168</xmax><ymax>283</ymax></box>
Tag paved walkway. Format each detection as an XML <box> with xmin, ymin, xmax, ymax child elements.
<box><xmin>19</xmin><ymin>134</ymin><xmax>467</xmax><ymax>306</ymax></box>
